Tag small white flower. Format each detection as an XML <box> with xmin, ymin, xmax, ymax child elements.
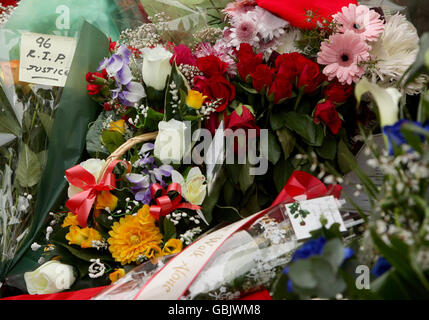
<box><xmin>31</xmin><ymin>243</ymin><xmax>41</xmax><ymax>251</ymax></box>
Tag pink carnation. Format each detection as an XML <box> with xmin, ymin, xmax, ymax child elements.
<box><xmin>317</xmin><ymin>30</ymin><xmax>370</xmax><ymax>85</ymax></box>
<box><xmin>333</xmin><ymin>4</ymin><xmax>384</xmax><ymax>42</ymax></box>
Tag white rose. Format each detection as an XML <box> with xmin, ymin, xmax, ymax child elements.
<box><xmin>142</xmin><ymin>46</ymin><xmax>173</xmax><ymax>91</ymax></box>
<box><xmin>154</xmin><ymin>119</ymin><xmax>189</xmax><ymax>164</ymax></box>
<box><xmin>172</xmin><ymin>167</ymin><xmax>207</xmax><ymax>205</ymax></box>
<box><xmin>24</xmin><ymin>260</ymin><xmax>76</xmax><ymax>295</ymax></box>
<box><xmin>67</xmin><ymin>158</ymin><xmax>105</xmax><ymax>198</ymax></box>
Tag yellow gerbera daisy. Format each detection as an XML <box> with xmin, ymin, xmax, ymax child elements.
<box><xmin>108</xmin><ymin>205</ymin><xmax>163</xmax><ymax>265</ymax></box>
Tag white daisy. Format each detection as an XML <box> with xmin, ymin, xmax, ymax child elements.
<box><xmin>369</xmin><ymin>13</ymin><xmax>427</xmax><ymax>95</ymax></box>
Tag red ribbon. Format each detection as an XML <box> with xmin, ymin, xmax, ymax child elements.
<box><xmin>65</xmin><ymin>160</ymin><xmax>124</xmax><ymax>227</ymax></box>
<box><xmin>3</xmin><ymin>171</ymin><xmax>341</xmax><ymax>300</ymax></box>
<box><xmin>149</xmin><ymin>182</ymin><xmax>201</xmax><ymax>220</ymax></box>
<box><xmin>271</xmin><ymin>170</ymin><xmax>342</xmax><ymax>207</ymax></box>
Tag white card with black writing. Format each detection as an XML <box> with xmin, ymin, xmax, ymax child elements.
<box><xmin>19</xmin><ymin>32</ymin><xmax>77</xmax><ymax>87</ymax></box>
<box><xmin>285</xmin><ymin>196</ymin><xmax>347</xmax><ymax>240</ymax></box>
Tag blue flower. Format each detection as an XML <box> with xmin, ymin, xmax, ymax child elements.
<box><xmin>292</xmin><ymin>237</ymin><xmax>327</xmax><ymax>262</ymax></box>
<box><xmin>371</xmin><ymin>257</ymin><xmax>391</xmax><ymax>277</ymax></box>
<box><xmin>383</xmin><ymin>120</ymin><xmax>429</xmax><ymax>155</ymax></box>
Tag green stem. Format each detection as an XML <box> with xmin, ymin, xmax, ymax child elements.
<box><xmin>294</xmin><ymin>87</ymin><xmax>305</xmax><ymax>111</ymax></box>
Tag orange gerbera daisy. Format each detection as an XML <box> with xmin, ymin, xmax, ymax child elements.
<box><xmin>107</xmin><ymin>205</ymin><xmax>163</xmax><ymax>265</ymax></box>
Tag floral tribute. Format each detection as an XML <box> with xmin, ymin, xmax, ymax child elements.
<box><xmin>2</xmin><ymin>0</ymin><xmax>427</xmax><ymax>301</ymax></box>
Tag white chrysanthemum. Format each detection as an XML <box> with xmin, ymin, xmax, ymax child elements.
<box><xmin>274</xmin><ymin>27</ymin><xmax>302</xmax><ymax>54</ymax></box>
<box><xmin>369</xmin><ymin>13</ymin><xmax>427</xmax><ymax>95</ymax></box>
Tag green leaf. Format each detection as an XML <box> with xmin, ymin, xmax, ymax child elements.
<box><xmin>273</xmin><ymin>158</ymin><xmax>294</xmax><ymax>193</ymax></box>
<box><xmin>54</xmin><ymin>241</ymin><xmax>115</xmax><ymax>263</ymax></box>
<box><xmin>270</xmin><ymin>109</ymin><xmax>288</xmax><ymax>131</ymax></box>
<box><xmin>0</xmin><ymin>87</ymin><xmax>21</xmax><ymax>136</ymax></box>
<box><xmin>101</xmin><ymin>130</ymin><xmax>125</xmax><ymax>154</ymax></box>
<box><xmin>162</xmin><ymin>218</ymin><xmax>177</xmax><ymax>242</ymax></box>
<box><xmin>315</xmin><ymin>135</ymin><xmax>337</xmax><ymax>160</ymax></box>
<box><xmin>141</xmin><ymin>108</ymin><xmax>164</xmax><ymax>132</ymax></box>
<box><xmin>417</xmin><ymin>89</ymin><xmax>429</xmax><ymax>123</ymax></box>
<box><xmin>16</xmin><ymin>144</ymin><xmax>42</xmax><ymax>188</ymax></box>
<box><xmin>38</xmin><ymin>112</ymin><xmax>54</xmax><ymax>137</ymax></box>
<box><xmin>284</xmin><ymin>112</ymin><xmax>324</xmax><ymax>146</ymax></box>
<box><xmin>289</xmin><ymin>259</ymin><xmax>318</xmax><ymax>289</ymax></box>
<box><xmin>86</xmin><ymin>111</ymin><xmax>114</xmax><ymax>158</ymax></box>
<box><xmin>276</xmin><ymin>127</ymin><xmax>296</xmax><ymax>159</ymax></box>
<box><xmin>238</xmin><ymin>161</ymin><xmax>255</xmax><ymax>193</ymax></box>
<box><xmin>321</xmin><ymin>238</ymin><xmax>345</xmax><ymax>272</ymax></box>
<box><xmin>266</xmin><ymin>131</ymin><xmax>281</xmax><ymax>165</ymax></box>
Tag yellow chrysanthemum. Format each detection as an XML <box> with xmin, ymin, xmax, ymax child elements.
<box><xmin>108</xmin><ymin>205</ymin><xmax>163</xmax><ymax>265</ymax></box>
<box><xmin>109</xmin><ymin>268</ymin><xmax>126</xmax><ymax>284</ymax></box>
<box><xmin>186</xmin><ymin>90</ymin><xmax>207</xmax><ymax>109</ymax></box>
<box><xmin>62</xmin><ymin>212</ymin><xmax>79</xmax><ymax>228</ymax></box>
<box><xmin>162</xmin><ymin>239</ymin><xmax>183</xmax><ymax>256</ymax></box>
<box><xmin>65</xmin><ymin>225</ymin><xmax>103</xmax><ymax>249</ymax></box>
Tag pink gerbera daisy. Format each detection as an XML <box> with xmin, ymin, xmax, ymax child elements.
<box><xmin>333</xmin><ymin>4</ymin><xmax>384</xmax><ymax>42</ymax></box>
<box><xmin>317</xmin><ymin>30</ymin><xmax>370</xmax><ymax>85</ymax></box>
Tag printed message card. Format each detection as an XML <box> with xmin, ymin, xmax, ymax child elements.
<box><xmin>285</xmin><ymin>196</ymin><xmax>347</xmax><ymax>240</ymax></box>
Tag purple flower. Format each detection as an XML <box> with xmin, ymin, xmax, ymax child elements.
<box><xmin>99</xmin><ymin>45</ymin><xmax>146</xmax><ymax>106</ymax></box>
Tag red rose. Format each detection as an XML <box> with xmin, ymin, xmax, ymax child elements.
<box><xmin>197</xmin><ymin>55</ymin><xmax>228</xmax><ymax>77</ymax></box>
<box><xmin>225</xmin><ymin>105</ymin><xmax>260</xmax><ymax>154</ymax></box>
<box><xmin>314</xmin><ymin>100</ymin><xmax>342</xmax><ymax>135</ymax></box>
<box><xmin>251</xmin><ymin>64</ymin><xmax>275</xmax><ymax>92</ymax></box>
<box><xmin>236</xmin><ymin>43</ymin><xmax>263</xmax><ymax>81</ymax></box>
<box><xmin>268</xmin><ymin>77</ymin><xmax>293</xmax><ymax>104</ymax></box>
<box><xmin>323</xmin><ymin>80</ymin><xmax>353</xmax><ymax>104</ymax></box>
<box><xmin>297</xmin><ymin>59</ymin><xmax>323</xmax><ymax>94</ymax></box>
<box><xmin>87</xmin><ymin>84</ymin><xmax>101</xmax><ymax>96</ymax></box>
<box><xmin>171</xmin><ymin>44</ymin><xmax>197</xmax><ymax>66</ymax></box>
<box><xmin>275</xmin><ymin>52</ymin><xmax>307</xmax><ymax>81</ymax></box>
<box><xmin>255</xmin><ymin>0</ymin><xmax>358</xmax><ymax>30</ymax></box>
<box><xmin>194</xmin><ymin>75</ymin><xmax>236</xmax><ymax>112</ymax></box>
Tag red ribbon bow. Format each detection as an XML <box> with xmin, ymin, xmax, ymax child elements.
<box><xmin>271</xmin><ymin>170</ymin><xmax>342</xmax><ymax>207</ymax></box>
<box><xmin>65</xmin><ymin>160</ymin><xmax>124</xmax><ymax>227</ymax></box>
<box><xmin>149</xmin><ymin>182</ymin><xmax>201</xmax><ymax>220</ymax></box>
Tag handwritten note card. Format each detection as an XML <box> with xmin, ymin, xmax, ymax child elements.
<box><xmin>285</xmin><ymin>196</ymin><xmax>347</xmax><ymax>240</ymax></box>
<box><xmin>19</xmin><ymin>32</ymin><xmax>77</xmax><ymax>87</ymax></box>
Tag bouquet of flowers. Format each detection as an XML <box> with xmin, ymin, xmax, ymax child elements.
<box><xmin>2</xmin><ymin>0</ymin><xmax>428</xmax><ymax>300</ymax></box>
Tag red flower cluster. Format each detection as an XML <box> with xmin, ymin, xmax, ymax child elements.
<box><xmin>85</xmin><ymin>70</ymin><xmax>108</xmax><ymax>96</ymax></box>
<box><xmin>314</xmin><ymin>100</ymin><xmax>342</xmax><ymax>135</ymax></box>
<box><xmin>312</xmin><ymin>80</ymin><xmax>352</xmax><ymax>135</ymax></box>
<box><xmin>236</xmin><ymin>44</ymin><xmax>264</xmax><ymax>81</ymax></box>
<box><xmin>323</xmin><ymin>80</ymin><xmax>353</xmax><ymax>104</ymax></box>
<box><xmin>224</xmin><ymin>105</ymin><xmax>260</xmax><ymax>154</ymax></box>
<box><xmin>237</xmin><ymin>44</ymin><xmax>324</xmax><ymax>104</ymax></box>
<box><xmin>193</xmin><ymin>55</ymin><xmax>235</xmax><ymax>112</ymax></box>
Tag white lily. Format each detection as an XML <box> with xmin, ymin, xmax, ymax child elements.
<box><xmin>355</xmin><ymin>78</ymin><xmax>402</xmax><ymax>127</ymax></box>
